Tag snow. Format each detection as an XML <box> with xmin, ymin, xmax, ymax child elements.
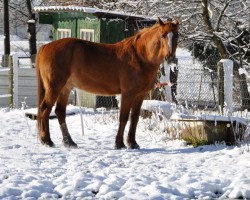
<box><xmin>0</xmin><ymin>105</ymin><xmax>250</xmax><ymax>199</ymax></box>
<box><xmin>34</xmin><ymin>6</ymin><xmax>100</xmax><ymax>13</ymax></box>
<box><xmin>28</xmin><ymin>20</ymin><xmax>36</xmax><ymax>24</ymax></box>
<box><xmin>33</xmin><ymin>6</ymin><xmax>155</xmax><ymax>21</ymax></box>
<box><xmin>0</xmin><ymin>94</ymin><xmax>12</xmax><ymax>98</ymax></box>
<box><xmin>142</xmin><ymin>100</ymin><xmax>174</xmax><ymax>119</ymax></box>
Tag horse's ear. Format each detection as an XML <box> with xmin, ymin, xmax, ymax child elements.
<box><xmin>135</xmin><ymin>34</ymin><xmax>141</xmax><ymax>41</ymax></box>
<box><xmin>157</xmin><ymin>17</ymin><xmax>165</xmax><ymax>26</ymax></box>
<box><xmin>133</xmin><ymin>33</ymin><xmax>141</xmax><ymax>46</ymax></box>
<box><xmin>172</xmin><ymin>19</ymin><xmax>180</xmax><ymax>26</ymax></box>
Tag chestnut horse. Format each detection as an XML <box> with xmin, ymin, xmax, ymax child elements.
<box><xmin>36</xmin><ymin>18</ymin><xmax>179</xmax><ymax>149</ymax></box>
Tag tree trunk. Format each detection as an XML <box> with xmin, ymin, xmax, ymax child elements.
<box><xmin>26</xmin><ymin>0</ymin><xmax>37</xmax><ymax>66</ymax></box>
<box><xmin>201</xmin><ymin>0</ymin><xmax>227</xmax><ymax>58</ymax></box>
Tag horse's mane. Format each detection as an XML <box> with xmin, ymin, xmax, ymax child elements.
<box><xmin>137</xmin><ymin>23</ymin><xmax>160</xmax><ymax>35</ymax></box>
<box><xmin>120</xmin><ymin>22</ymin><xmax>160</xmax><ymax>47</ymax></box>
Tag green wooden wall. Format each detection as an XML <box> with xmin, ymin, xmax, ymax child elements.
<box><xmin>39</xmin><ymin>12</ymin><xmax>135</xmax><ymax>44</ymax></box>
<box><xmin>77</xmin><ymin>18</ymin><xmax>99</xmax><ymax>42</ymax></box>
<box><xmin>100</xmin><ymin>19</ymin><xmax>125</xmax><ymax>43</ymax></box>
<box><xmin>50</xmin><ymin>12</ymin><xmax>99</xmax><ymax>41</ymax></box>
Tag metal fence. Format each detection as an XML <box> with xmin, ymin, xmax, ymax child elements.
<box><xmin>175</xmin><ymin>55</ymin><xmax>250</xmax><ymax>112</ymax></box>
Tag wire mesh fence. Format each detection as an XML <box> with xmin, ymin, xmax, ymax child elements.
<box><xmin>175</xmin><ymin>54</ymin><xmax>250</xmax><ymax>112</ymax></box>
<box><xmin>75</xmin><ymin>89</ymin><xmax>119</xmax><ymax>110</ymax></box>
<box><xmin>176</xmin><ymin>56</ymin><xmax>218</xmax><ymax>109</ymax></box>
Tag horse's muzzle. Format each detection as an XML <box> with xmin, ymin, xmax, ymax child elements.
<box><xmin>166</xmin><ymin>56</ymin><xmax>178</xmax><ymax>64</ymax></box>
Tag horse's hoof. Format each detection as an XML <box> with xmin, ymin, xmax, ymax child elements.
<box><xmin>40</xmin><ymin>139</ymin><xmax>55</xmax><ymax>147</ymax></box>
<box><xmin>114</xmin><ymin>142</ymin><xmax>126</xmax><ymax>150</ymax></box>
<box><xmin>63</xmin><ymin>140</ymin><xmax>78</xmax><ymax>148</ymax></box>
<box><xmin>128</xmin><ymin>142</ymin><xmax>140</xmax><ymax>150</ymax></box>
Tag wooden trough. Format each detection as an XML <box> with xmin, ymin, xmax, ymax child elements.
<box><xmin>139</xmin><ymin>100</ymin><xmax>248</xmax><ymax>146</ymax></box>
<box><xmin>167</xmin><ymin>114</ymin><xmax>248</xmax><ymax>146</ymax></box>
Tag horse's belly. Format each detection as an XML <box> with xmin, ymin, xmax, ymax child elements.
<box><xmin>70</xmin><ymin>77</ymin><xmax>121</xmax><ymax>96</ymax></box>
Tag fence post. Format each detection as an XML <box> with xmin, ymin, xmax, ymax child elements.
<box><xmin>217</xmin><ymin>61</ymin><xmax>224</xmax><ymax>114</ymax></box>
<box><xmin>217</xmin><ymin>59</ymin><xmax>233</xmax><ymax>115</ymax></box>
<box><xmin>8</xmin><ymin>55</ymin><xmax>13</xmax><ymax>108</ymax></box>
<box><xmin>13</xmin><ymin>54</ymin><xmax>19</xmax><ymax>108</ymax></box>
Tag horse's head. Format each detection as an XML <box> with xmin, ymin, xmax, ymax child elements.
<box><xmin>131</xmin><ymin>18</ymin><xmax>179</xmax><ymax>66</ymax></box>
<box><xmin>158</xmin><ymin>18</ymin><xmax>179</xmax><ymax>64</ymax></box>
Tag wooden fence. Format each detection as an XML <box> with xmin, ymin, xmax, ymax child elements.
<box><xmin>0</xmin><ymin>53</ymin><xmax>74</xmax><ymax>108</ymax></box>
<box><xmin>0</xmin><ymin>68</ymin><xmax>11</xmax><ymax>107</ymax></box>
<box><xmin>0</xmin><ymin>53</ymin><xmax>37</xmax><ymax>108</ymax></box>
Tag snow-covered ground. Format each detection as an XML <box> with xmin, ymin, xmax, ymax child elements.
<box><xmin>0</xmin><ymin>106</ymin><xmax>250</xmax><ymax>200</ymax></box>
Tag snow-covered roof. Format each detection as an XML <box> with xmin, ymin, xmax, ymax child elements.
<box><xmin>34</xmin><ymin>6</ymin><xmax>99</xmax><ymax>13</ymax></box>
<box><xmin>34</xmin><ymin>6</ymin><xmax>155</xmax><ymax>20</ymax></box>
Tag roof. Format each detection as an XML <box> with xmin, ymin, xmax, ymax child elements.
<box><xmin>34</xmin><ymin>6</ymin><xmax>156</xmax><ymax>21</ymax></box>
<box><xmin>34</xmin><ymin>6</ymin><xmax>99</xmax><ymax>13</ymax></box>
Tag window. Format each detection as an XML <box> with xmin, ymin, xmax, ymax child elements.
<box><xmin>80</xmin><ymin>29</ymin><xmax>95</xmax><ymax>42</ymax></box>
<box><xmin>57</xmin><ymin>29</ymin><xmax>71</xmax><ymax>39</ymax></box>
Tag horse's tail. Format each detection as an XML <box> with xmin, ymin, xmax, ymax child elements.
<box><xmin>36</xmin><ymin>45</ymin><xmax>45</xmax><ymax>127</ymax></box>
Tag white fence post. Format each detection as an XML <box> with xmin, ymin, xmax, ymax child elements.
<box><xmin>160</xmin><ymin>61</ymin><xmax>172</xmax><ymax>102</ymax></box>
<box><xmin>13</xmin><ymin>53</ymin><xmax>19</xmax><ymax>108</ymax></box>
<box><xmin>76</xmin><ymin>89</ymin><xmax>84</xmax><ymax>137</ymax></box>
<box><xmin>220</xmin><ymin>59</ymin><xmax>233</xmax><ymax>115</ymax></box>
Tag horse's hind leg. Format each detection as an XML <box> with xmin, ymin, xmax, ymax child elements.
<box><xmin>127</xmin><ymin>95</ymin><xmax>145</xmax><ymax>149</ymax></box>
<box><xmin>55</xmin><ymin>87</ymin><xmax>77</xmax><ymax>148</ymax></box>
<box><xmin>38</xmin><ymin>90</ymin><xmax>58</xmax><ymax>147</ymax></box>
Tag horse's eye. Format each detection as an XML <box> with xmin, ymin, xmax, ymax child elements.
<box><xmin>161</xmin><ymin>33</ymin><xmax>167</xmax><ymax>38</ymax></box>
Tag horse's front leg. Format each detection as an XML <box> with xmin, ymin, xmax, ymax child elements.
<box><xmin>127</xmin><ymin>95</ymin><xmax>145</xmax><ymax>149</ymax></box>
<box><xmin>55</xmin><ymin>88</ymin><xmax>77</xmax><ymax>148</ymax></box>
<box><xmin>115</xmin><ymin>94</ymin><xmax>133</xmax><ymax>149</ymax></box>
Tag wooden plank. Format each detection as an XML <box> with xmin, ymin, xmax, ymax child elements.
<box><xmin>0</xmin><ymin>88</ymin><xmax>8</xmax><ymax>93</ymax></box>
<box><xmin>25</xmin><ymin>110</ymin><xmax>77</xmax><ymax>120</ymax></box>
<box><xmin>0</xmin><ymin>68</ymin><xmax>10</xmax><ymax>73</ymax></box>
<box><xmin>0</xmin><ymin>99</ymin><xmax>8</xmax><ymax>107</ymax></box>
<box><xmin>0</xmin><ymin>94</ymin><xmax>11</xmax><ymax>98</ymax></box>
<box><xmin>17</xmin><ymin>79</ymin><xmax>37</xmax><ymax>86</ymax></box>
<box><xmin>0</xmin><ymin>80</ymin><xmax>9</xmax><ymax>86</ymax></box>
<box><xmin>18</xmin><ymin>69</ymin><xmax>36</xmax><ymax>76</ymax></box>
<box><xmin>0</xmin><ymin>69</ymin><xmax>10</xmax><ymax>107</ymax></box>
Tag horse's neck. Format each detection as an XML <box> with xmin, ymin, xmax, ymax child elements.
<box><xmin>135</xmin><ymin>33</ymin><xmax>164</xmax><ymax>67</ymax></box>
<box><xmin>112</xmin><ymin>37</ymin><xmax>162</xmax><ymax>73</ymax></box>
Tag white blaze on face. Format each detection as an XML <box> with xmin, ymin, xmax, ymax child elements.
<box><xmin>167</xmin><ymin>32</ymin><xmax>173</xmax><ymax>54</ymax></box>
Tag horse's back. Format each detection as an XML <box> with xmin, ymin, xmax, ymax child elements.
<box><xmin>37</xmin><ymin>38</ymin><xmax>122</xmax><ymax>95</ymax></box>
